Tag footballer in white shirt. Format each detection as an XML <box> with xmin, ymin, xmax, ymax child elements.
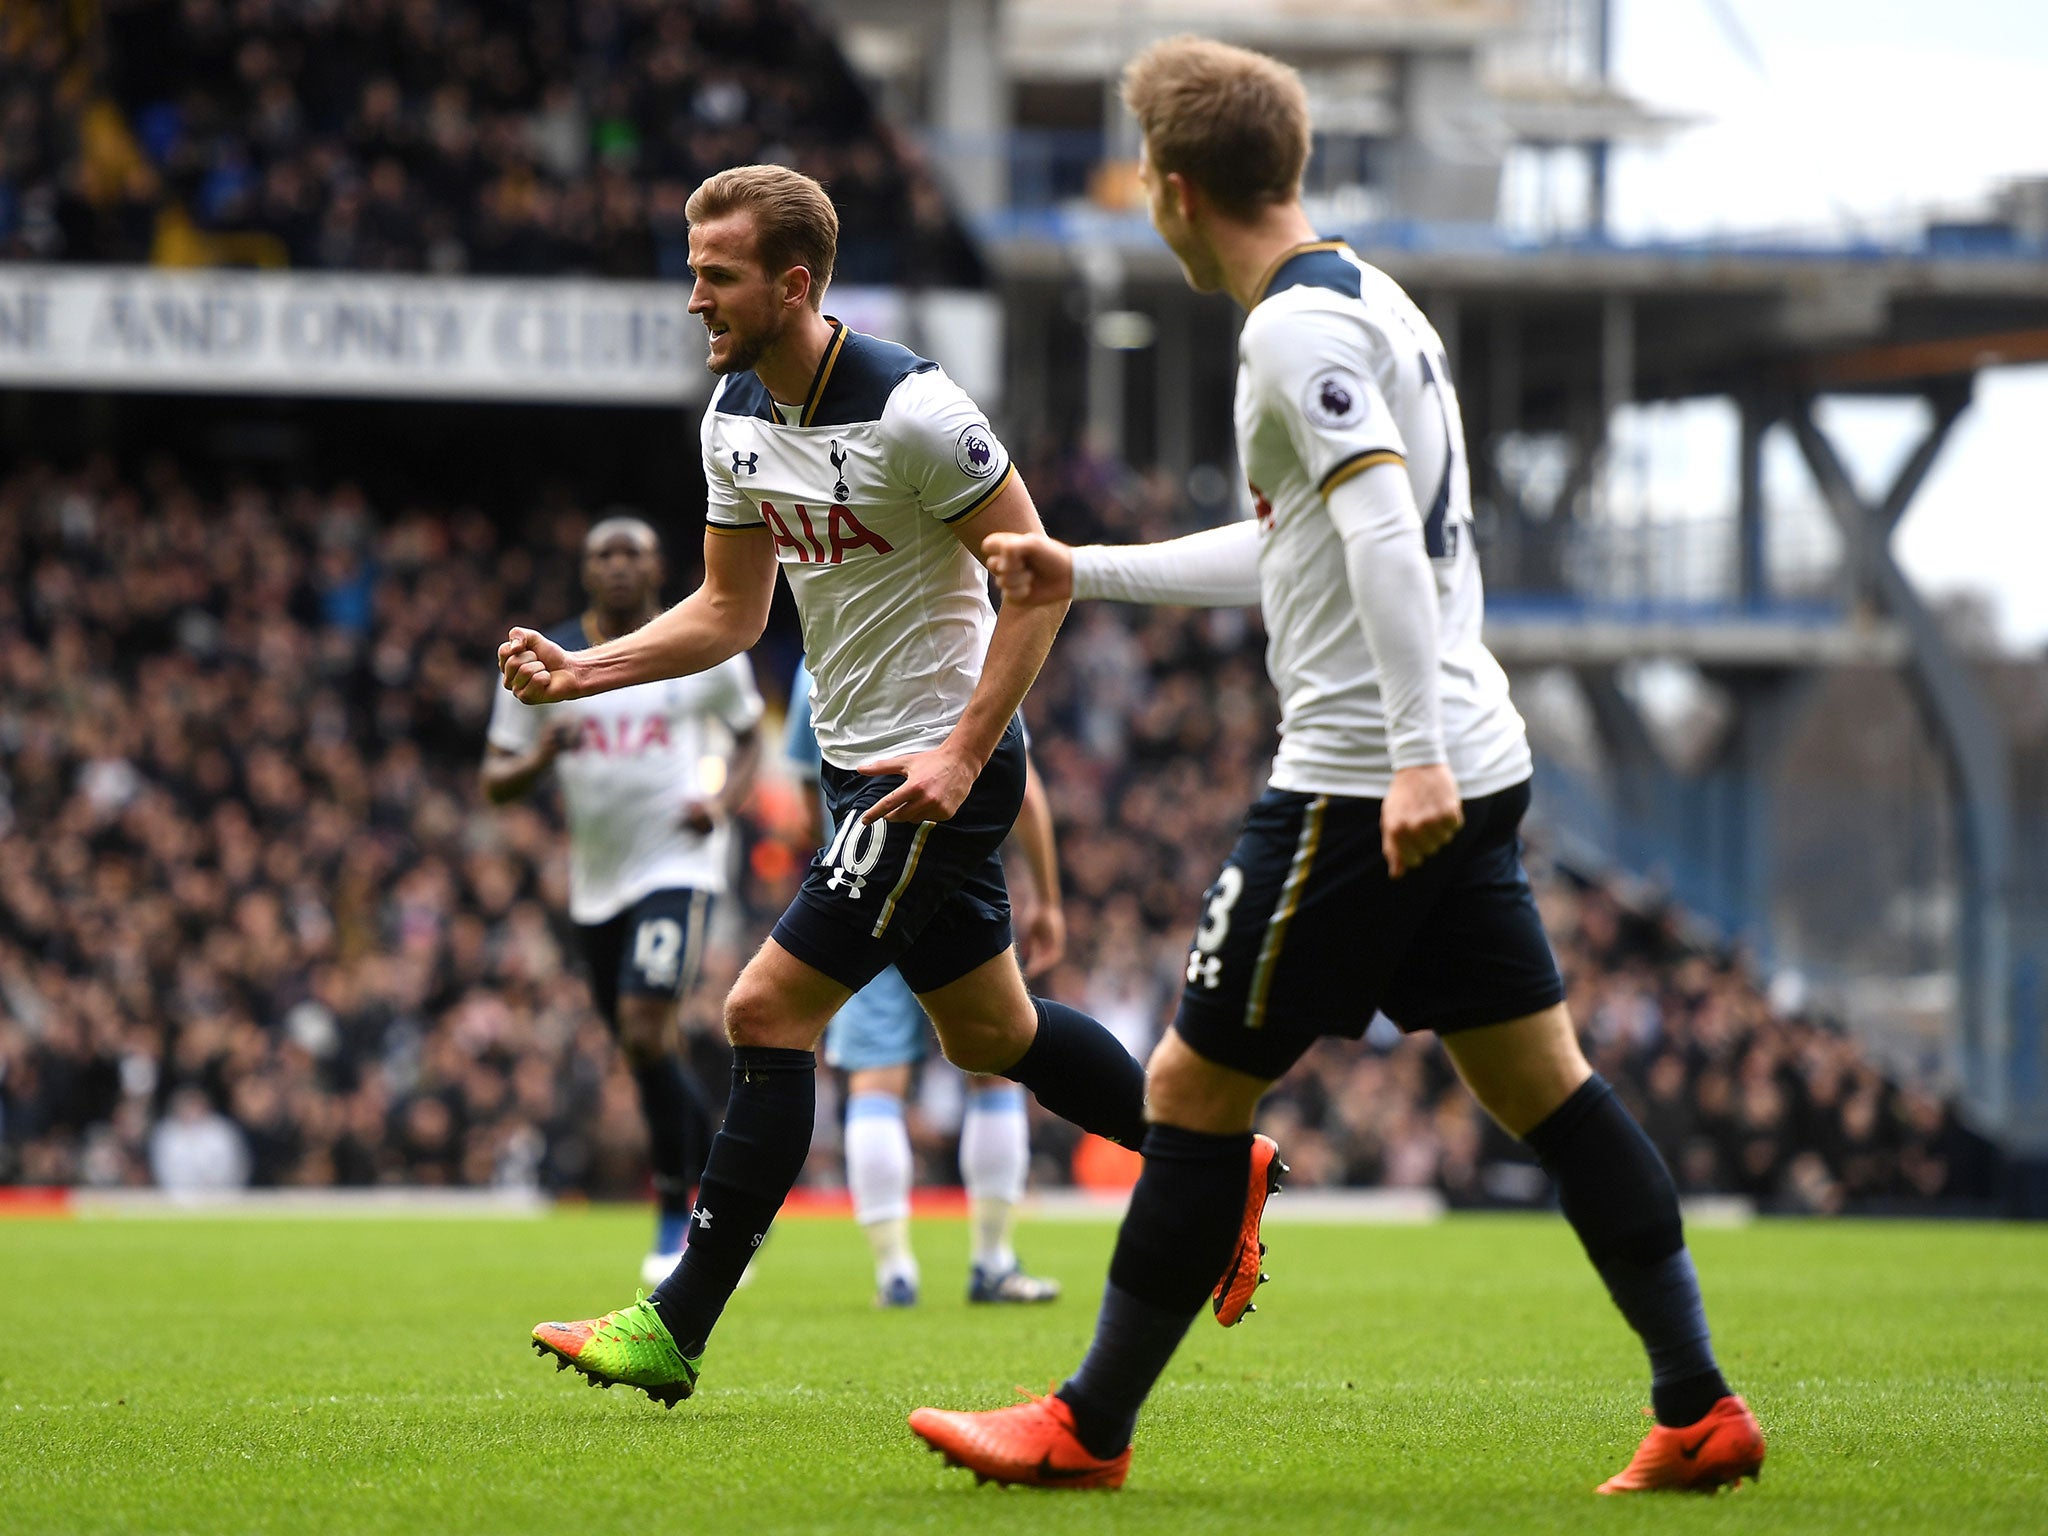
<box><xmin>504</xmin><ymin>165</ymin><xmax>1167</xmax><ymax>1407</ymax></box>
<box><xmin>912</xmin><ymin>36</ymin><xmax>1762</xmax><ymax>1496</ymax></box>
<box><xmin>481</xmin><ymin>516</ymin><xmax>763</xmax><ymax>1285</ymax></box>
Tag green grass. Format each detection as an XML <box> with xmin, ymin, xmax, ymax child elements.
<box><xmin>3</xmin><ymin>1212</ymin><xmax>2044</xmax><ymax>1534</ymax></box>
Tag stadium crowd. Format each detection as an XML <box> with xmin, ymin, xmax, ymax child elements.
<box><xmin>1</xmin><ymin>0</ymin><xmax>981</xmax><ymax>284</ymax></box>
<box><xmin>0</xmin><ymin>451</ymin><xmax>1991</xmax><ymax>1214</ymax></box>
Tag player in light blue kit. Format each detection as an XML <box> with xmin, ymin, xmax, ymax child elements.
<box><xmin>787</xmin><ymin>661</ymin><xmax>1065</xmax><ymax>1307</ymax></box>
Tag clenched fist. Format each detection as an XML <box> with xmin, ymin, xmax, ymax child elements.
<box><xmin>1381</xmin><ymin>763</ymin><xmax>1463</xmax><ymax>879</ymax></box>
<box><xmin>498</xmin><ymin>627</ymin><xmax>588</xmax><ymax>704</ymax></box>
<box><xmin>982</xmin><ymin>531</ymin><xmax>1075</xmax><ymax>607</ymax></box>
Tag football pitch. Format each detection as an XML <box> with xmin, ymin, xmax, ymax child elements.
<box><xmin>4</xmin><ymin>1211</ymin><xmax>2043</xmax><ymax>1535</ymax></box>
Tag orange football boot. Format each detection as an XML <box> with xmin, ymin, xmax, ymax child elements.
<box><xmin>909</xmin><ymin>1391</ymin><xmax>1131</xmax><ymax>1490</ymax></box>
<box><xmin>1212</xmin><ymin>1133</ymin><xmax>1287</xmax><ymax>1326</ymax></box>
<box><xmin>1597</xmin><ymin>1394</ymin><xmax>1765</xmax><ymax>1493</ymax></box>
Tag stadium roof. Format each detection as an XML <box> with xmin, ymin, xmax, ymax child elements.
<box><xmin>986</xmin><ymin>218</ymin><xmax>2048</xmax><ymax>406</ymax></box>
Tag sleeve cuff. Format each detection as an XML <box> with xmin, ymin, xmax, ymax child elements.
<box><xmin>1389</xmin><ymin>740</ymin><xmax>1449</xmax><ymax>772</ymax></box>
<box><xmin>1319</xmin><ymin>449</ymin><xmax>1405</xmax><ymax>497</ymax></box>
<box><xmin>939</xmin><ymin>462</ymin><xmax>1016</xmax><ymax>524</ymax></box>
<box><xmin>1070</xmin><ymin>545</ymin><xmax>1106</xmax><ymax>601</ymax></box>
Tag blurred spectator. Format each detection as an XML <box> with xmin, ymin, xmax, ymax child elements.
<box><xmin>147</xmin><ymin>1085</ymin><xmax>249</xmax><ymax>1190</ymax></box>
<box><xmin>3</xmin><ymin>0</ymin><xmax>984</xmax><ymax>283</ymax></box>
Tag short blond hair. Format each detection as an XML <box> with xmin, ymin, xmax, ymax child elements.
<box><xmin>686</xmin><ymin>165</ymin><xmax>839</xmax><ymax>308</ymax></box>
<box><xmin>1122</xmin><ymin>36</ymin><xmax>1310</xmax><ymax>221</ymax></box>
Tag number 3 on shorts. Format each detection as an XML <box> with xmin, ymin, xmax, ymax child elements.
<box><xmin>1186</xmin><ymin>865</ymin><xmax>1245</xmax><ymax>989</ymax></box>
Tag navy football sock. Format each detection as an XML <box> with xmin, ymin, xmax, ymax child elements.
<box><xmin>649</xmin><ymin>1046</ymin><xmax>814</xmax><ymax>1356</ymax></box>
<box><xmin>1057</xmin><ymin>1125</ymin><xmax>1251</xmax><ymax>1457</ymax></box>
<box><xmin>631</xmin><ymin>1052</ymin><xmax>714</xmax><ymax>1218</ymax></box>
<box><xmin>1523</xmin><ymin>1074</ymin><xmax>1731</xmax><ymax>1426</ymax></box>
<box><xmin>1002</xmin><ymin>998</ymin><xmax>1148</xmax><ymax>1147</ymax></box>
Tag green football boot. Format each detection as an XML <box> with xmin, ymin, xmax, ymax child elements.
<box><xmin>531</xmin><ymin>1291</ymin><xmax>701</xmax><ymax>1408</ymax></box>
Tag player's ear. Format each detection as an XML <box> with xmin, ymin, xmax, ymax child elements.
<box><xmin>1167</xmin><ymin>171</ymin><xmax>1199</xmax><ymax>226</ymax></box>
<box><xmin>782</xmin><ymin>263</ymin><xmax>812</xmax><ymax>312</ymax></box>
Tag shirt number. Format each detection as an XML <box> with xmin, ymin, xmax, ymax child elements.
<box><xmin>1186</xmin><ymin>866</ymin><xmax>1246</xmax><ymax>989</ymax></box>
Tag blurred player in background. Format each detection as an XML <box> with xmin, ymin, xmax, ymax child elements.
<box><xmin>482</xmin><ymin>516</ymin><xmax>763</xmax><ymax>1286</ymax></box>
<box><xmin>788</xmin><ymin>660</ymin><xmax>1066</xmax><ymax>1308</ymax></box>
<box><xmin>505</xmin><ymin>166</ymin><xmax>1186</xmax><ymax>1409</ymax></box>
<box><xmin>910</xmin><ymin>37</ymin><xmax>1764</xmax><ymax>1495</ymax></box>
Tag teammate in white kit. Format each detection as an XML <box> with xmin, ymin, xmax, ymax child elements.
<box><xmin>911</xmin><ymin>37</ymin><xmax>1763</xmax><ymax>1495</ymax></box>
<box><xmin>482</xmin><ymin>516</ymin><xmax>762</xmax><ymax>1285</ymax></box>
<box><xmin>787</xmin><ymin>660</ymin><xmax>1066</xmax><ymax>1308</ymax></box>
<box><xmin>507</xmin><ymin>166</ymin><xmax>1176</xmax><ymax>1408</ymax></box>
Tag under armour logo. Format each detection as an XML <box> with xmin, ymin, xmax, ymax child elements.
<box><xmin>829</xmin><ymin>442</ymin><xmax>849</xmax><ymax>502</ymax></box>
<box><xmin>691</xmin><ymin>1205</ymin><xmax>713</xmax><ymax>1227</ymax></box>
<box><xmin>1186</xmin><ymin>951</ymin><xmax>1222</xmax><ymax>990</ymax></box>
<box><xmin>732</xmin><ymin>451</ymin><xmax>758</xmax><ymax>475</ymax></box>
<box><xmin>822</xmin><ymin>817</ymin><xmax>886</xmax><ymax>901</ymax></box>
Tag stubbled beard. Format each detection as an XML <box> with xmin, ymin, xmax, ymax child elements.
<box><xmin>709</xmin><ymin>325</ymin><xmax>770</xmax><ymax>376</ymax></box>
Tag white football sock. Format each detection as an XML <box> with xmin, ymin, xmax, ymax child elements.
<box><xmin>863</xmin><ymin>1216</ymin><xmax>917</xmax><ymax>1288</ymax></box>
<box><xmin>960</xmin><ymin>1083</ymin><xmax>1029</xmax><ymax>1273</ymax></box>
<box><xmin>845</xmin><ymin>1092</ymin><xmax>917</xmax><ymax>1284</ymax></box>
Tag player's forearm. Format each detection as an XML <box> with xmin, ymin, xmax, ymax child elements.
<box><xmin>1071</xmin><ymin>521</ymin><xmax>1263</xmax><ymax>608</ymax></box>
<box><xmin>946</xmin><ymin>597</ymin><xmax>1066</xmax><ymax>769</ymax></box>
<box><xmin>479</xmin><ymin>746</ymin><xmax>550</xmax><ymax>804</ymax></box>
<box><xmin>1328</xmin><ymin>463</ymin><xmax>1447</xmax><ymax>769</ymax></box>
<box><xmin>719</xmin><ymin>728</ymin><xmax>762</xmax><ymax>818</ymax></box>
<box><xmin>1009</xmin><ymin>762</ymin><xmax>1062</xmax><ymax>908</ymax></box>
<box><xmin>578</xmin><ymin>590</ymin><xmax>760</xmax><ymax>695</ymax></box>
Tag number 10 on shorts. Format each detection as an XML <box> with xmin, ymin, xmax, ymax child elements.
<box><xmin>823</xmin><ymin>815</ymin><xmax>888</xmax><ymax>900</ymax></box>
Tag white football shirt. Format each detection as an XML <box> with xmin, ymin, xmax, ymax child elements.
<box><xmin>487</xmin><ymin>618</ymin><xmax>764</xmax><ymax>923</ymax></box>
<box><xmin>1237</xmin><ymin>240</ymin><xmax>1531</xmax><ymax>800</ymax></box>
<box><xmin>699</xmin><ymin>320</ymin><xmax>1013</xmax><ymax>769</ymax></box>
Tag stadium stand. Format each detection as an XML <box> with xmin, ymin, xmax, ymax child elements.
<box><xmin>3</xmin><ymin>0</ymin><xmax>981</xmax><ymax>283</ymax></box>
<box><xmin>0</xmin><ymin>452</ymin><xmax>1994</xmax><ymax>1212</ymax></box>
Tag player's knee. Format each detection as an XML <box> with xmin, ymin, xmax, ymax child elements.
<box><xmin>848</xmin><ymin>1064</ymin><xmax>912</xmax><ymax>1099</ymax></box>
<box><xmin>1449</xmin><ymin>1004</ymin><xmax>1590</xmax><ymax>1137</ymax></box>
<box><xmin>722</xmin><ymin>978</ymin><xmax>820</xmax><ymax>1050</ymax></box>
<box><xmin>926</xmin><ymin>989</ymin><xmax>1035</xmax><ymax>1074</ymax></box>
<box><xmin>1144</xmin><ymin>1034</ymin><xmax>1265</xmax><ymax>1134</ymax></box>
<box><xmin>1142</xmin><ymin>1053</ymin><xmax>1212</xmax><ymax>1127</ymax></box>
<box><xmin>614</xmin><ymin>999</ymin><xmax>673</xmax><ymax>1065</ymax></box>
<box><xmin>936</xmin><ymin>1023</ymin><xmax>1017</xmax><ymax>1076</ymax></box>
<box><xmin>722</xmin><ymin>982</ymin><xmax>776</xmax><ymax>1047</ymax></box>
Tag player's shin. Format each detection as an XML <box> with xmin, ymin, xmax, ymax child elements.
<box><xmin>1001</xmin><ymin>999</ymin><xmax>1147</xmax><ymax>1147</ymax></box>
<box><xmin>845</xmin><ymin>1092</ymin><xmax>919</xmax><ymax>1293</ymax></box>
<box><xmin>648</xmin><ymin>1045</ymin><xmax>816</xmax><ymax>1356</ymax></box>
<box><xmin>961</xmin><ymin>1083</ymin><xmax>1029</xmax><ymax>1273</ymax></box>
<box><xmin>1055</xmin><ymin>1125</ymin><xmax>1253</xmax><ymax>1457</ymax></box>
<box><xmin>632</xmin><ymin>1052</ymin><xmax>713</xmax><ymax>1248</ymax></box>
<box><xmin>1522</xmin><ymin>1074</ymin><xmax>1733</xmax><ymax>1427</ymax></box>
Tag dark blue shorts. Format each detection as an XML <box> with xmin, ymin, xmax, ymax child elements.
<box><xmin>1174</xmin><ymin>778</ymin><xmax>1566</xmax><ymax>1081</ymax></box>
<box><xmin>574</xmin><ymin>887</ymin><xmax>715</xmax><ymax>1031</ymax></box>
<box><xmin>771</xmin><ymin>718</ymin><xmax>1023</xmax><ymax>996</ymax></box>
